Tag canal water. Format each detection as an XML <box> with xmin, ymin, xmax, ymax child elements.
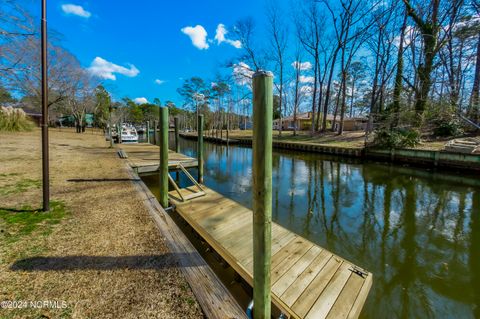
<box><xmin>142</xmin><ymin>136</ymin><xmax>480</xmax><ymax>319</ymax></box>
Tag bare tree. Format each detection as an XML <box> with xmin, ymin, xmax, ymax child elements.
<box><xmin>469</xmin><ymin>0</ymin><xmax>480</xmax><ymax>122</ymax></box>
<box><xmin>3</xmin><ymin>34</ymin><xmax>84</xmax><ymax>111</ymax></box>
<box><xmin>266</xmin><ymin>1</ymin><xmax>288</xmax><ymax>136</ymax></box>
<box><xmin>233</xmin><ymin>17</ymin><xmax>264</xmax><ymax>71</ymax></box>
<box><xmin>294</xmin><ymin>0</ymin><xmax>323</xmax><ymax>135</ymax></box>
<box><xmin>402</xmin><ymin>0</ymin><xmax>463</xmax><ymax>121</ymax></box>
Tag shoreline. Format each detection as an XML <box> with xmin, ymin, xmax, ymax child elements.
<box><xmin>179</xmin><ymin>132</ymin><xmax>480</xmax><ymax>172</ymax></box>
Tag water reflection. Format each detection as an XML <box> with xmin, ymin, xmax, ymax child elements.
<box><xmin>144</xmin><ymin>137</ymin><xmax>479</xmax><ymax>318</ymax></box>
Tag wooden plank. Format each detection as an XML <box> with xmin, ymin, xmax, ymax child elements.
<box><xmin>281</xmin><ymin>249</ymin><xmax>332</xmax><ymax>307</ymax></box>
<box><xmin>305</xmin><ymin>262</ymin><xmax>352</xmax><ymax>319</ymax></box>
<box><xmin>242</xmin><ymin>229</ymin><xmax>296</xmax><ymax>272</ymax></box>
<box><xmin>271</xmin><ymin>237</ymin><xmax>310</xmax><ymax>270</ymax></box>
<box><xmin>326</xmin><ymin>270</ymin><xmax>365</xmax><ymax>319</ymax></box>
<box><xmin>272</xmin><ymin>245</ymin><xmax>322</xmax><ymax>296</ymax></box>
<box><xmin>291</xmin><ymin>257</ymin><xmax>342</xmax><ymax>318</ymax></box>
<box><xmin>347</xmin><ymin>274</ymin><xmax>372</xmax><ymax>319</ymax></box>
<box><xmin>236</xmin><ymin>223</ymin><xmax>289</xmax><ymax>267</ymax></box>
<box><xmin>271</xmin><ymin>240</ymin><xmax>314</xmax><ymax>283</ymax></box>
<box><xmin>212</xmin><ymin>215</ymin><xmax>252</xmax><ymax>243</ymax></box>
<box><xmin>196</xmin><ymin>203</ymin><xmax>248</xmax><ymax>233</ymax></box>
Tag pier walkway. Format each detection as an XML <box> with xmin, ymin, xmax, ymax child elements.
<box><xmin>118</xmin><ymin>143</ymin><xmax>197</xmax><ymax>174</ymax></box>
<box><xmin>169</xmin><ymin>186</ymin><xmax>372</xmax><ymax>319</ymax></box>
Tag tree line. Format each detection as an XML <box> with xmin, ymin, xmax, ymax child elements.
<box><xmin>186</xmin><ymin>0</ymin><xmax>479</xmax><ymax>146</ymax></box>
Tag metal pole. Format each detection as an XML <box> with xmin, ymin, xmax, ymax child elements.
<box><xmin>252</xmin><ymin>70</ymin><xmax>273</xmax><ymax>319</ymax></box>
<box><xmin>197</xmin><ymin>115</ymin><xmax>204</xmax><ymax>183</ymax></box>
<box><xmin>159</xmin><ymin>107</ymin><xmax>169</xmax><ymax>207</ymax></box>
<box><xmin>41</xmin><ymin>0</ymin><xmax>49</xmax><ymax>212</ymax></box>
<box><xmin>174</xmin><ymin>117</ymin><xmax>180</xmax><ymax>153</ymax></box>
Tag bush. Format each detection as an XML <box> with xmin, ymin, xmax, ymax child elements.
<box><xmin>433</xmin><ymin>118</ymin><xmax>464</xmax><ymax>137</ymax></box>
<box><xmin>0</xmin><ymin>106</ymin><xmax>34</xmax><ymax>132</ymax></box>
<box><xmin>373</xmin><ymin>127</ymin><xmax>421</xmax><ymax>149</ymax></box>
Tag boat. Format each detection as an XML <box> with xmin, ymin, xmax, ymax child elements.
<box><xmin>121</xmin><ymin>125</ymin><xmax>138</xmax><ymax>143</ymax></box>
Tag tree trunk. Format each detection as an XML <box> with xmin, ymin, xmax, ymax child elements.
<box><xmin>392</xmin><ymin>11</ymin><xmax>408</xmax><ymax>127</ymax></box>
<box><xmin>469</xmin><ymin>33</ymin><xmax>480</xmax><ymax>122</ymax></box>
<box><xmin>310</xmin><ymin>55</ymin><xmax>319</xmax><ymax>136</ymax></box>
<box><xmin>322</xmin><ymin>45</ymin><xmax>340</xmax><ymax>132</ymax></box>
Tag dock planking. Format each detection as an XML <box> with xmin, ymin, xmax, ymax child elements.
<box><xmin>169</xmin><ymin>186</ymin><xmax>372</xmax><ymax>319</ymax></box>
<box><xmin>118</xmin><ymin>143</ymin><xmax>198</xmax><ymax>173</ymax></box>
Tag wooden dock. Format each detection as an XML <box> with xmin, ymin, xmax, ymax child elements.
<box><xmin>169</xmin><ymin>186</ymin><xmax>372</xmax><ymax>319</ymax></box>
<box><xmin>118</xmin><ymin>143</ymin><xmax>198</xmax><ymax>174</ymax></box>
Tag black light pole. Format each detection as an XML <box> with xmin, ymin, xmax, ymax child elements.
<box><xmin>41</xmin><ymin>0</ymin><xmax>50</xmax><ymax>212</ymax></box>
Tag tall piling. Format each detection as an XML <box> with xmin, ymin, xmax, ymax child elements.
<box><xmin>197</xmin><ymin>115</ymin><xmax>204</xmax><ymax>183</ymax></box>
<box><xmin>146</xmin><ymin>121</ymin><xmax>150</xmax><ymax>144</ymax></box>
<box><xmin>153</xmin><ymin>120</ymin><xmax>157</xmax><ymax>145</ymax></box>
<box><xmin>159</xmin><ymin>107</ymin><xmax>169</xmax><ymax>207</ymax></box>
<box><xmin>252</xmin><ymin>70</ymin><xmax>273</xmax><ymax>319</ymax></box>
<box><xmin>174</xmin><ymin>117</ymin><xmax>180</xmax><ymax>153</ymax></box>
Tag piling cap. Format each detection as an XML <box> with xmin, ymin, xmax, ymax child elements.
<box><xmin>253</xmin><ymin>70</ymin><xmax>273</xmax><ymax>78</ymax></box>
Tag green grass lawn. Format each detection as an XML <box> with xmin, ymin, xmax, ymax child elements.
<box><xmin>0</xmin><ymin>201</ymin><xmax>67</xmax><ymax>244</ymax></box>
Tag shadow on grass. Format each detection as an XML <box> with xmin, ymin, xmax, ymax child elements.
<box><xmin>67</xmin><ymin>178</ymin><xmax>140</xmax><ymax>182</ymax></box>
<box><xmin>10</xmin><ymin>254</ymin><xmax>201</xmax><ymax>271</ymax></box>
<box><xmin>0</xmin><ymin>207</ymin><xmax>39</xmax><ymax>213</ymax></box>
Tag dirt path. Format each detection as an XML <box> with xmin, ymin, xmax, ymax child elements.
<box><xmin>0</xmin><ymin>128</ymin><xmax>203</xmax><ymax>318</ymax></box>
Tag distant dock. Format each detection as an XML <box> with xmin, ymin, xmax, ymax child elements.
<box><xmin>118</xmin><ymin>143</ymin><xmax>198</xmax><ymax>174</ymax></box>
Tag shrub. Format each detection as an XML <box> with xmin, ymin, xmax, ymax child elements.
<box><xmin>0</xmin><ymin>107</ymin><xmax>34</xmax><ymax>132</ymax></box>
<box><xmin>433</xmin><ymin>118</ymin><xmax>464</xmax><ymax>137</ymax></box>
<box><xmin>373</xmin><ymin>127</ymin><xmax>420</xmax><ymax>149</ymax></box>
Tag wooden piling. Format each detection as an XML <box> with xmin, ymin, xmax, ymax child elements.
<box><xmin>174</xmin><ymin>117</ymin><xmax>180</xmax><ymax>153</ymax></box>
<box><xmin>118</xmin><ymin>123</ymin><xmax>122</xmax><ymax>144</ymax></box>
<box><xmin>153</xmin><ymin>120</ymin><xmax>157</xmax><ymax>145</ymax></box>
<box><xmin>159</xmin><ymin>107</ymin><xmax>169</xmax><ymax>207</ymax></box>
<box><xmin>197</xmin><ymin>115</ymin><xmax>204</xmax><ymax>183</ymax></box>
<box><xmin>146</xmin><ymin>121</ymin><xmax>150</xmax><ymax>144</ymax></box>
<box><xmin>252</xmin><ymin>70</ymin><xmax>273</xmax><ymax>319</ymax></box>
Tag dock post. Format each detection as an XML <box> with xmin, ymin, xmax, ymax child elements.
<box><xmin>118</xmin><ymin>123</ymin><xmax>122</xmax><ymax>144</ymax></box>
<box><xmin>174</xmin><ymin>117</ymin><xmax>180</xmax><ymax>153</ymax></box>
<box><xmin>197</xmin><ymin>114</ymin><xmax>204</xmax><ymax>183</ymax></box>
<box><xmin>153</xmin><ymin>120</ymin><xmax>157</xmax><ymax>145</ymax></box>
<box><xmin>146</xmin><ymin>121</ymin><xmax>150</xmax><ymax>144</ymax></box>
<box><xmin>252</xmin><ymin>70</ymin><xmax>273</xmax><ymax>319</ymax></box>
<box><xmin>159</xmin><ymin>107</ymin><xmax>169</xmax><ymax>207</ymax></box>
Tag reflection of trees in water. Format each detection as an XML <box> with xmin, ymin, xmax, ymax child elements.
<box><xmin>175</xmin><ymin>138</ymin><xmax>479</xmax><ymax>318</ymax></box>
<box><xmin>470</xmin><ymin>191</ymin><xmax>479</xmax><ymax>318</ymax></box>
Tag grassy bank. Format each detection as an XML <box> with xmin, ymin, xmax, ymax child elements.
<box><xmin>202</xmin><ymin>129</ymin><xmax>469</xmax><ymax>151</ymax></box>
<box><xmin>0</xmin><ymin>128</ymin><xmax>201</xmax><ymax>318</ymax></box>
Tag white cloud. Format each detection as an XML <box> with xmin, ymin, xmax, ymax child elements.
<box><xmin>61</xmin><ymin>4</ymin><xmax>91</xmax><ymax>18</ymax></box>
<box><xmin>154</xmin><ymin>79</ymin><xmax>165</xmax><ymax>85</ymax></box>
<box><xmin>299</xmin><ymin>75</ymin><xmax>315</xmax><ymax>83</ymax></box>
<box><xmin>134</xmin><ymin>97</ymin><xmax>148</xmax><ymax>104</ymax></box>
<box><xmin>87</xmin><ymin>57</ymin><xmax>139</xmax><ymax>80</ymax></box>
<box><xmin>300</xmin><ymin>85</ymin><xmax>313</xmax><ymax>96</ymax></box>
<box><xmin>292</xmin><ymin>61</ymin><xmax>312</xmax><ymax>71</ymax></box>
<box><xmin>233</xmin><ymin>62</ymin><xmax>254</xmax><ymax>86</ymax></box>
<box><xmin>214</xmin><ymin>24</ymin><xmax>242</xmax><ymax>49</ymax></box>
<box><xmin>181</xmin><ymin>25</ymin><xmax>209</xmax><ymax>50</ymax></box>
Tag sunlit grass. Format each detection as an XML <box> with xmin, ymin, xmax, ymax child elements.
<box><xmin>0</xmin><ymin>201</ymin><xmax>67</xmax><ymax>243</ymax></box>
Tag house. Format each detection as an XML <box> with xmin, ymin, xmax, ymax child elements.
<box><xmin>337</xmin><ymin>117</ymin><xmax>368</xmax><ymax>131</ymax></box>
<box><xmin>273</xmin><ymin>112</ymin><xmax>314</xmax><ymax>131</ymax></box>
<box><xmin>273</xmin><ymin>112</ymin><xmax>367</xmax><ymax>132</ymax></box>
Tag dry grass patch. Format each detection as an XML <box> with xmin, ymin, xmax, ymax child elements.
<box><xmin>0</xmin><ymin>128</ymin><xmax>202</xmax><ymax>319</ymax></box>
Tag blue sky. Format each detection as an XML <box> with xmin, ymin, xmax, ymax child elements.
<box><xmin>28</xmin><ymin>0</ymin><xmax>273</xmax><ymax>105</ymax></box>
